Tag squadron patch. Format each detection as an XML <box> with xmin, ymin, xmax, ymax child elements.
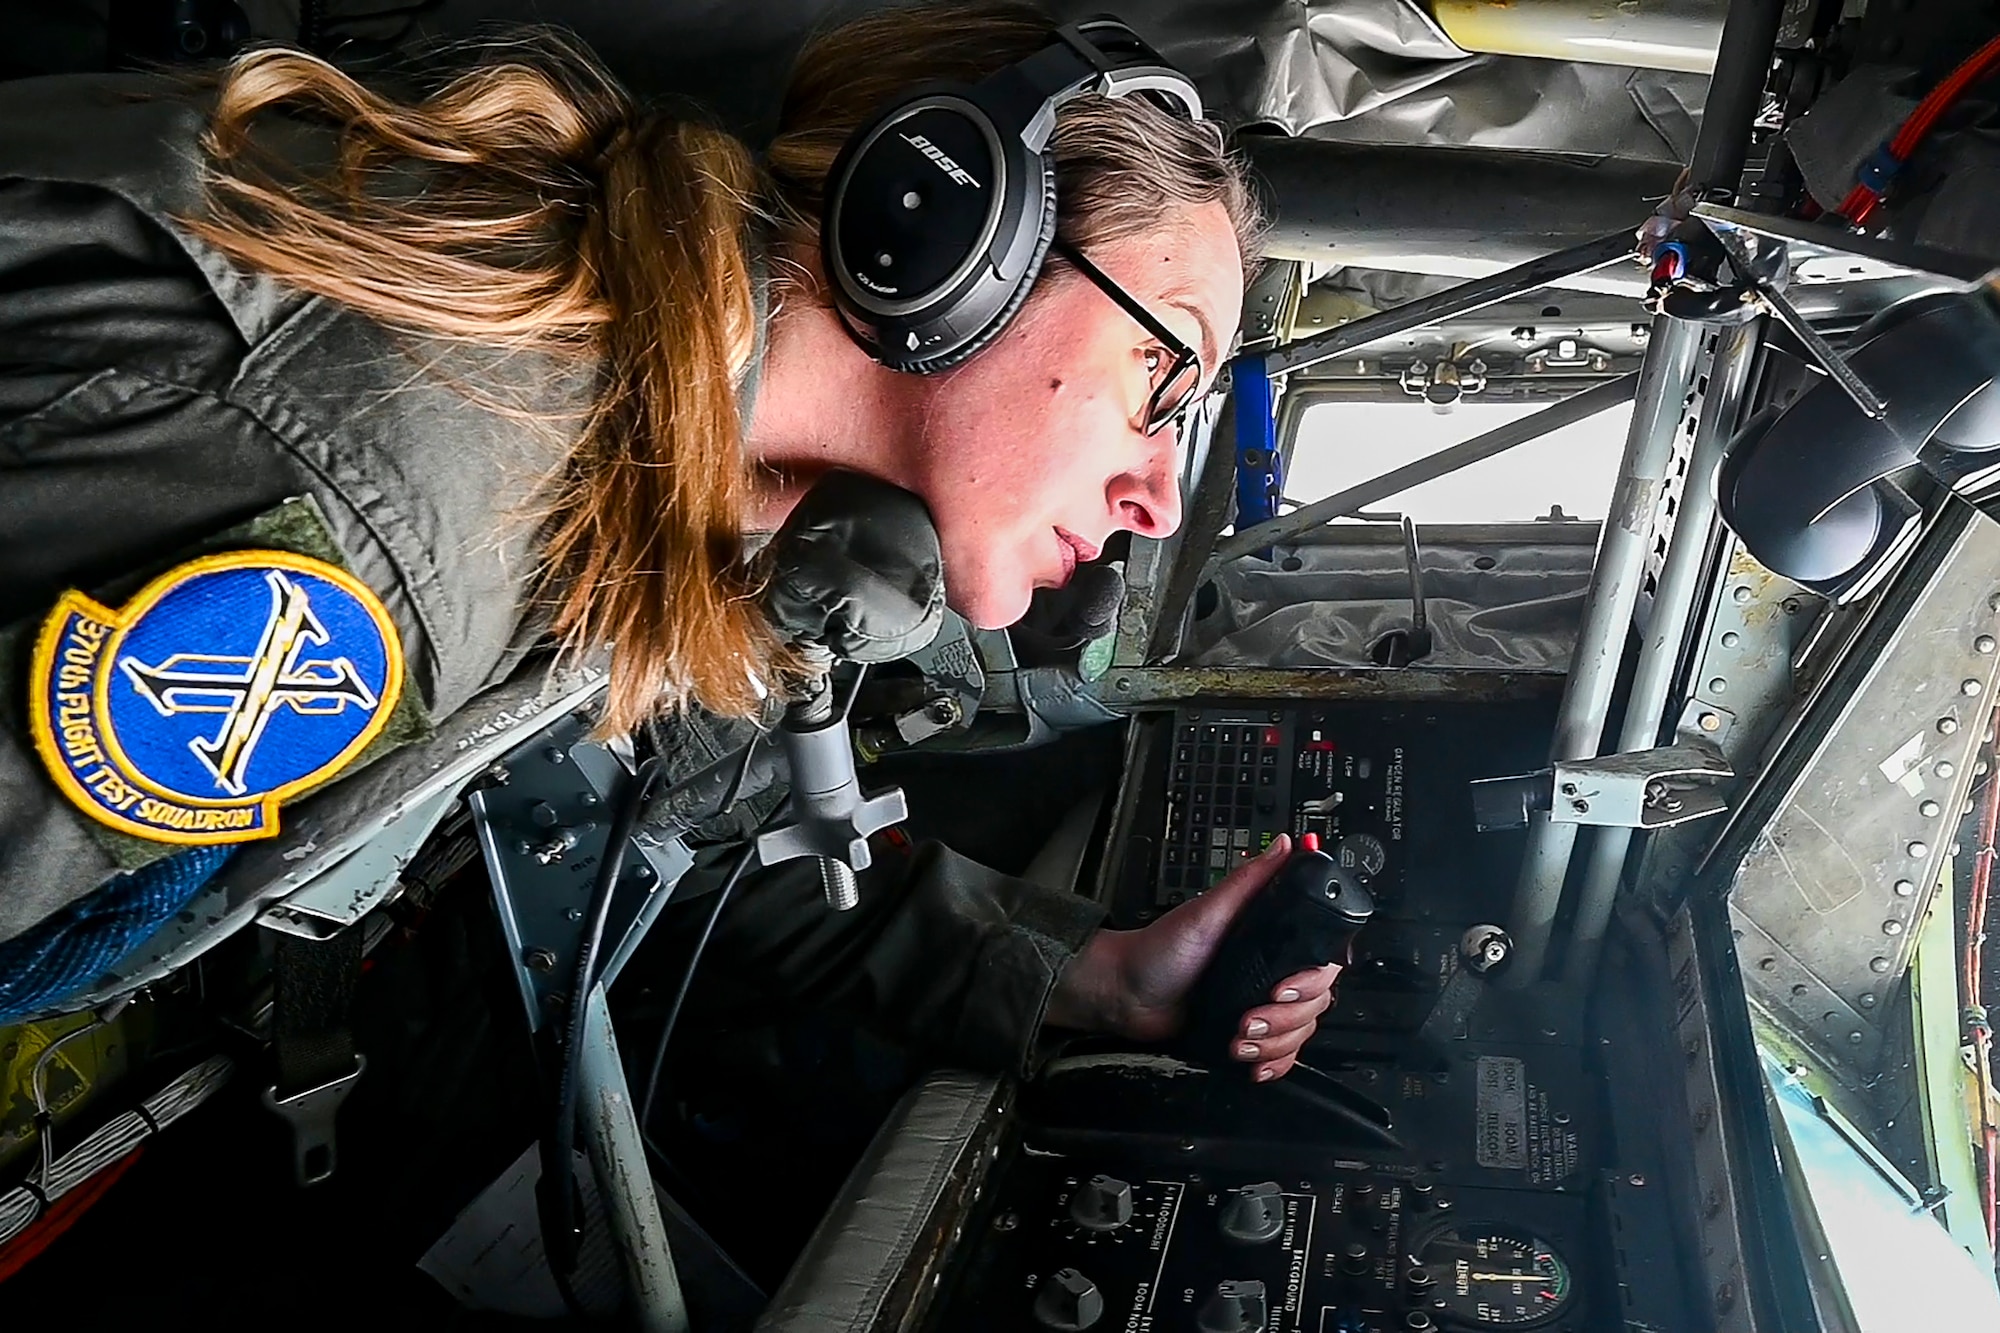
<box><xmin>30</xmin><ymin>551</ymin><xmax>404</xmax><ymax>845</ymax></box>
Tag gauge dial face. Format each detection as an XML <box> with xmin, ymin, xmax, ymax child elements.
<box><xmin>1414</xmin><ymin>1224</ymin><xmax>1574</xmax><ymax>1328</ymax></box>
<box><xmin>1334</xmin><ymin>833</ymin><xmax>1387</xmax><ymax>881</ymax></box>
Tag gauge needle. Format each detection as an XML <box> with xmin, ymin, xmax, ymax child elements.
<box><xmin>1468</xmin><ymin>1273</ymin><xmax>1538</xmax><ymax>1282</ymax></box>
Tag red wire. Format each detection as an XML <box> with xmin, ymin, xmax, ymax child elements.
<box><xmin>1971</xmin><ymin>715</ymin><xmax>2000</xmax><ymax>1247</ymax></box>
<box><xmin>1837</xmin><ymin>30</ymin><xmax>2000</xmax><ymax>225</ymax></box>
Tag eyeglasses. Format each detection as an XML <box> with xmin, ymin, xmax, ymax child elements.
<box><xmin>1051</xmin><ymin>238</ymin><xmax>1204</xmax><ymax>437</ymax></box>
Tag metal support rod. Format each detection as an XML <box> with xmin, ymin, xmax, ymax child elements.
<box><xmin>1564</xmin><ymin>320</ymin><xmax>1761</xmax><ymax>984</ymax></box>
<box><xmin>1757</xmin><ymin>284</ymin><xmax>1889</xmax><ymax>420</ymax></box>
<box><xmin>1268</xmin><ymin>232</ymin><xmax>1636</xmax><ymax>376</ymax></box>
<box><xmin>1210</xmin><ymin>373</ymin><xmax>1639</xmax><ymax>567</ymax></box>
<box><xmin>1686</xmin><ymin>0</ymin><xmax>1786</xmax><ymax>196</ymax></box>
<box><xmin>1504</xmin><ymin>316</ymin><xmax>1706</xmax><ymax>984</ymax></box>
<box><xmin>576</xmin><ymin>985</ymin><xmax>689</xmax><ymax>1333</ymax></box>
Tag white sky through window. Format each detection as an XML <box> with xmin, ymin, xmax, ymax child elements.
<box><xmin>1286</xmin><ymin>400</ymin><xmax>1636</xmax><ymax>525</ymax></box>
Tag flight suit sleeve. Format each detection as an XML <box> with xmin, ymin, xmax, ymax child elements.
<box><xmin>0</xmin><ymin>177</ymin><xmax>313</xmax><ymax>943</ymax></box>
<box><xmin>659</xmin><ymin>840</ymin><xmax>1107</xmax><ymax>1077</ymax></box>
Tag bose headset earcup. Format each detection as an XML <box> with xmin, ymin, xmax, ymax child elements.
<box><xmin>898</xmin><ymin>158</ymin><xmax>1056</xmax><ymax>374</ymax></box>
<box><xmin>821</xmin><ymin>20</ymin><xmax>1200</xmax><ymax>374</ymax></box>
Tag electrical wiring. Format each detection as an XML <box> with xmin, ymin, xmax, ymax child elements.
<box><xmin>1966</xmin><ymin>715</ymin><xmax>1999</xmax><ymax>1252</ymax></box>
<box><xmin>539</xmin><ymin>753</ymin><xmax>665</xmax><ymax>1307</ymax></box>
<box><xmin>1836</xmin><ymin>31</ymin><xmax>2000</xmax><ymax>225</ymax></box>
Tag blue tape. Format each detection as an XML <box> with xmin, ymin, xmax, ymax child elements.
<box><xmin>1856</xmin><ymin>142</ymin><xmax>1903</xmax><ymax>193</ymax></box>
<box><xmin>1232</xmin><ymin>353</ymin><xmax>1283</xmax><ymax>544</ymax></box>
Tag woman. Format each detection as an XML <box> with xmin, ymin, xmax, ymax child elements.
<box><xmin>0</xmin><ymin>5</ymin><xmax>1337</xmax><ymax>1082</ymax></box>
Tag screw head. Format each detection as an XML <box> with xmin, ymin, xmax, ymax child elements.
<box><xmin>1908</xmin><ymin>841</ymin><xmax>1929</xmax><ymax>858</ymax></box>
<box><xmin>1920</xmin><ymin>799</ymin><xmax>1941</xmax><ymax>818</ymax></box>
<box><xmin>1721</xmin><ymin>631</ymin><xmax>1741</xmax><ymax>648</ymax></box>
<box><xmin>1709</xmin><ymin>677</ymin><xmax>1728</xmax><ymax>695</ymax></box>
<box><xmin>1939</xmin><ymin>717</ymin><xmax>1960</xmax><ymax>735</ymax></box>
<box><xmin>1883</xmin><ymin>920</ymin><xmax>1904</xmax><ymax>936</ymax></box>
<box><xmin>1733</xmin><ymin>585</ymin><xmax>1754</xmax><ymax>603</ymax></box>
<box><xmin>1570</xmin><ymin>798</ymin><xmax>1590</xmax><ymax>814</ymax></box>
<box><xmin>1628</xmin><ymin>1173</ymin><xmax>1647</xmax><ymax>1187</ymax></box>
<box><xmin>1978</xmin><ymin>635</ymin><xmax>1996</xmax><ymax>654</ymax></box>
<box><xmin>524</xmin><ymin>947</ymin><xmax>558</xmax><ymax>973</ymax></box>
<box><xmin>1937</xmin><ymin>760</ymin><xmax>1956</xmax><ymax>778</ymax></box>
<box><xmin>1964</xmin><ymin>679</ymin><xmax>1984</xmax><ymax>696</ymax></box>
<box><xmin>1699</xmin><ymin>711</ymin><xmax>1722</xmax><ymax>732</ymax></box>
<box><xmin>1894</xmin><ymin>879</ymin><xmax>1915</xmax><ymax>896</ymax></box>
<box><xmin>993</xmin><ymin>1211</ymin><xmax>1018</xmax><ymax>1232</ymax></box>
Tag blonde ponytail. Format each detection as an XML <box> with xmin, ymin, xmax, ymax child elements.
<box><xmin>190</xmin><ymin>37</ymin><xmax>775</xmax><ymax>731</ymax></box>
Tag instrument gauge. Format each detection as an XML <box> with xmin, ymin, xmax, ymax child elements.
<box><xmin>1412</xmin><ymin>1224</ymin><xmax>1575</xmax><ymax>1328</ymax></box>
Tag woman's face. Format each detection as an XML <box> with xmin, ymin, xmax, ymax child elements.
<box><xmin>906</xmin><ymin>202</ymin><xmax>1245</xmax><ymax>629</ymax></box>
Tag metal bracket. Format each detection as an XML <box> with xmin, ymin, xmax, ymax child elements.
<box><xmin>262</xmin><ymin>1054</ymin><xmax>366</xmax><ymax>1187</ymax></box>
<box><xmin>470</xmin><ymin>713</ymin><xmax>696</xmax><ymax>1034</ymax></box>
<box><xmin>1473</xmin><ymin>739</ymin><xmax>1733</xmax><ymax>832</ymax></box>
<box><xmin>899</xmin><ymin>610</ymin><xmax>985</xmax><ymax>735</ymax></box>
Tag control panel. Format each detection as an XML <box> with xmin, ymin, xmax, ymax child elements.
<box><xmin>929</xmin><ymin>701</ymin><xmax>1704</xmax><ymax>1333</ymax></box>
<box><xmin>997</xmin><ymin>1163</ymin><xmax>1594</xmax><ymax>1332</ymax></box>
<box><xmin>1154</xmin><ymin>706</ymin><xmax>1405</xmax><ymax>911</ymax></box>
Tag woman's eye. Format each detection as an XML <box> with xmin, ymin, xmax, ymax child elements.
<box><xmin>1144</xmin><ymin>348</ymin><xmax>1164</xmax><ymax>377</ymax></box>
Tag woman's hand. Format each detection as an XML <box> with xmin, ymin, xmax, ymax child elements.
<box><xmin>1045</xmin><ymin>834</ymin><xmax>1341</xmax><ymax>1082</ymax></box>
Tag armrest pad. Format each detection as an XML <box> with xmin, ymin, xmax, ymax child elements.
<box><xmin>755</xmin><ymin>1070</ymin><xmax>1010</xmax><ymax>1333</ymax></box>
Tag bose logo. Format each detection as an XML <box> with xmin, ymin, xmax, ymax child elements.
<box><xmin>900</xmin><ymin>133</ymin><xmax>982</xmax><ymax>188</ymax></box>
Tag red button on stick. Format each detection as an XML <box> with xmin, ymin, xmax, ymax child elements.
<box><xmin>1300</xmin><ymin>832</ymin><xmax>1321</xmax><ymax>853</ymax></box>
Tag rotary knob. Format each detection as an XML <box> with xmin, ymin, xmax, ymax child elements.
<box><xmin>1197</xmin><ymin>1280</ymin><xmax>1268</xmax><ymax>1333</ymax></box>
<box><xmin>1218</xmin><ymin>1181</ymin><xmax>1285</xmax><ymax>1245</ymax></box>
<box><xmin>1069</xmin><ymin>1174</ymin><xmax>1134</xmax><ymax>1232</ymax></box>
<box><xmin>1033</xmin><ymin>1269</ymin><xmax>1104</xmax><ymax>1331</ymax></box>
<box><xmin>1405</xmin><ymin>1265</ymin><xmax>1436</xmax><ymax>1302</ymax></box>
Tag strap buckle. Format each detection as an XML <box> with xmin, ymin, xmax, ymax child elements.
<box><xmin>263</xmin><ymin>1053</ymin><xmax>366</xmax><ymax>1186</ymax></box>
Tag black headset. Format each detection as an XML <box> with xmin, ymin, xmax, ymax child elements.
<box><xmin>820</xmin><ymin>16</ymin><xmax>1202</xmax><ymax>373</ymax></box>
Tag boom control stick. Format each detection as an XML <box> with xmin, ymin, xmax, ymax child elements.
<box><xmin>1181</xmin><ymin>834</ymin><xmax>1375</xmax><ymax>1075</ymax></box>
<box><xmin>748</xmin><ymin>471</ymin><xmax>947</xmax><ymax>910</ymax></box>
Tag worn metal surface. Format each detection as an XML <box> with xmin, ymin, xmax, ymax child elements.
<box><xmin>1724</xmin><ymin>513</ymin><xmax>2000</xmax><ymax>1090</ymax></box>
<box><xmin>577</xmin><ymin>985</ymin><xmax>688</xmax><ymax>1333</ymax></box>
<box><xmin>1505</xmin><ymin>317</ymin><xmax>1707</xmax><ymax>983</ymax></box>
<box><xmin>1632</xmin><ymin>539</ymin><xmax>1817</xmax><ymax>905</ymax></box>
<box><xmin>1552</xmin><ymin>740</ymin><xmax>1734</xmax><ymax>829</ymax></box>
<box><xmin>257</xmin><ymin>785</ymin><xmax>463</xmax><ymax>941</ymax></box>
<box><xmin>1083</xmin><ymin>665</ymin><xmax>1564</xmax><ymax>708</ymax></box>
<box><xmin>1431</xmin><ymin>0</ymin><xmax>1725</xmax><ymax>73</ymax></box>
<box><xmin>22</xmin><ymin>663</ymin><xmax>607</xmax><ymax>1021</ymax></box>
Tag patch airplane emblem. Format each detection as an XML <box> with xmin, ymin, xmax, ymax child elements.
<box><xmin>30</xmin><ymin>551</ymin><xmax>403</xmax><ymax>844</ymax></box>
